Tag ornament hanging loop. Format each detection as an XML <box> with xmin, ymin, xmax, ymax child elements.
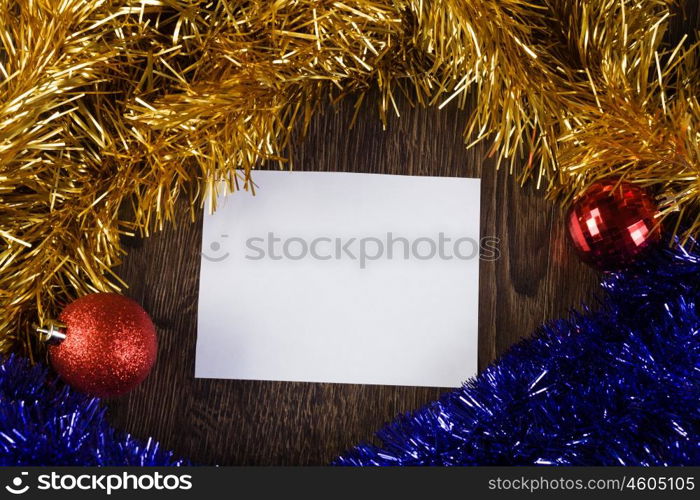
<box><xmin>36</xmin><ymin>322</ymin><xmax>67</xmax><ymax>344</ymax></box>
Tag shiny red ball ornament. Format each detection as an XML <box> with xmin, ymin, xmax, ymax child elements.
<box><xmin>567</xmin><ymin>180</ymin><xmax>662</xmax><ymax>271</ymax></box>
<box><xmin>47</xmin><ymin>293</ymin><xmax>157</xmax><ymax>398</ymax></box>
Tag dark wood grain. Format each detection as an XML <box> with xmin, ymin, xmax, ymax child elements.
<box><xmin>109</xmin><ymin>89</ymin><xmax>601</xmax><ymax>465</ymax></box>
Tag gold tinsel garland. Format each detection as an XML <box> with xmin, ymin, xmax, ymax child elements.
<box><xmin>0</xmin><ymin>0</ymin><xmax>698</xmax><ymax>356</ymax></box>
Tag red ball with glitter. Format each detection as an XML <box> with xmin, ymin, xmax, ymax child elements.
<box><xmin>48</xmin><ymin>293</ymin><xmax>157</xmax><ymax>398</ymax></box>
<box><xmin>567</xmin><ymin>180</ymin><xmax>662</xmax><ymax>271</ymax></box>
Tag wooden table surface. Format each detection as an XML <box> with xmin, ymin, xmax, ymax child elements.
<box><xmin>109</xmin><ymin>88</ymin><xmax>600</xmax><ymax>465</ymax></box>
<box><xmin>72</xmin><ymin>0</ymin><xmax>697</xmax><ymax>466</ymax></box>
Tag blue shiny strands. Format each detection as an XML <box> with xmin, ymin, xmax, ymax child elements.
<box><xmin>335</xmin><ymin>240</ymin><xmax>700</xmax><ymax>465</ymax></box>
<box><xmin>0</xmin><ymin>356</ymin><xmax>186</xmax><ymax>466</ymax></box>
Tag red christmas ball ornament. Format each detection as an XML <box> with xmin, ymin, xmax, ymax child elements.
<box><xmin>39</xmin><ymin>293</ymin><xmax>157</xmax><ymax>398</ymax></box>
<box><xmin>567</xmin><ymin>180</ymin><xmax>662</xmax><ymax>271</ymax></box>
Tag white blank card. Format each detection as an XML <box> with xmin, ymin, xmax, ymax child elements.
<box><xmin>196</xmin><ymin>171</ymin><xmax>480</xmax><ymax>387</ymax></box>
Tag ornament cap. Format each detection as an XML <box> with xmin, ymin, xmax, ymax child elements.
<box><xmin>36</xmin><ymin>322</ymin><xmax>67</xmax><ymax>344</ymax></box>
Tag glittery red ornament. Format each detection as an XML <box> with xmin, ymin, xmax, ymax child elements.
<box><xmin>47</xmin><ymin>293</ymin><xmax>157</xmax><ymax>398</ymax></box>
<box><xmin>567</xmin><ymin>180</ymin><xmax>662</xmax><ymax>271</ymax></box>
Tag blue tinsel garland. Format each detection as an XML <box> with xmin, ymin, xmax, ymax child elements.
<box><xmin>0</xmin><ymin>356</ymin><xmax>186</xmax><ymax>465</ymax></box>
<box><xmin>336</xmin><ymin>243</ymin><xmax>700</xmax><ymax>465</ymax></box>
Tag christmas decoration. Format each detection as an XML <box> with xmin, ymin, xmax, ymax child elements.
<box><xmin>1</xmin><ymin>0</ymin><xmax>698</xmax><ymax>355</ymax></box>
<box><xmin>567</xmin><ymin>180</ymin><xmax>662</xmax><ymax>270</ymax></box>
<box><xmin>335</xmin><ymin>238</ymin><xmax>700</xmax><ymax>466</ymax></box>
<box><xmin>0</xmin><ymin>354</ymin><xmax>185</xmax><ymax>466</ymax></box>
<box><xmin>42</xmin><ymin>293</ymin><xmax>157</xmax><ymax>398</ymax></box>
